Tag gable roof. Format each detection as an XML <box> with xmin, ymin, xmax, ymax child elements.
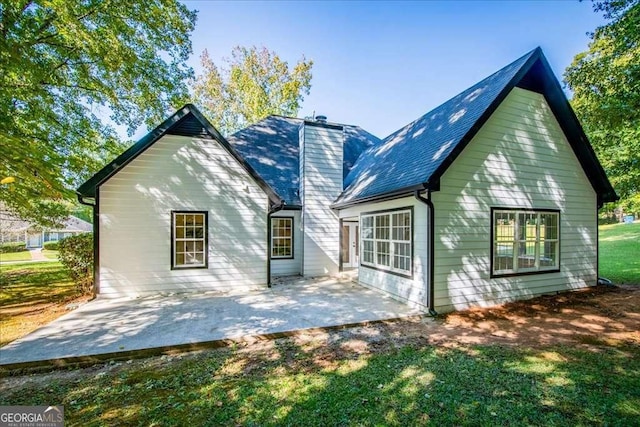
<box><xmin>226</xmin><ymin>116</ymin><xmax>380</xmax><ymax>206</ymax></box>
<box><xmin>76</xmin><ymin>104</ymin><xmax>282</xmax><ymax>205</ymax></box>
<box><xmin>334</xmin><ymin>47</ymin><xmax>618</xmax><ymax>208</ymax></box>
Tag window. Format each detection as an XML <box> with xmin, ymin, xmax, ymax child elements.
<box><xmin>271</xmin><ymin>217</ymin><xmax>293</xmax><ymax>258</ymax></box>
<box><xmin>172</xmin><ymin>211</ymin><xmax>208</xmax><ymax>269</ymax></box>
<box><xmin>361</xmin><ymin>208</ymin><xmax>412</xmax><ymax>276</ymax></box>
<box><xmin>492</xmin><ymin>209</ymin><xmax>559</xmax><ymax>276</ymax></box>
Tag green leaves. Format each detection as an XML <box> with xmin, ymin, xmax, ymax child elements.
<box><xmin>191</xmin><ymin>46</ymin><xmax>313</xmax><ymax>136</ymax></box>
<box><xmin>564</xmin><ymin>0</ymin><xmax>640</xmax><ymax>208</ymax></box>
<box><xmin>0</xmin><ymin>0</ymin><xmax>196</xmax><ymax>225</ymax></box>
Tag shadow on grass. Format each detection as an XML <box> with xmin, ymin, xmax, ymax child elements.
<box><xmin>2</xmin><ymin>336</ymin><xmax>638</xmax><ymax>426</ymax></box>
<box><xmin>0</xmin><ymin>263</ymin><xmax>78</xmax><ymax>308</ymax></box>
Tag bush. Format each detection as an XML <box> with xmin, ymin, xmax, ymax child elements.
<box><xmin>0</xmin><ymin>242</ymin><xmax>27</xmax><ymax>253</ymax></box>
<box><xmin>43</xmin><ymin>241</ymin><xmax>59</xmax><ymax>250</ymax></box>
<box><xmin>58</xmin><ymin>233</ymin><xmax>93</xmax><ymax>295</ymax></box>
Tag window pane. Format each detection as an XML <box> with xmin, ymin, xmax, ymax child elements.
<box><xmin>176</xmin><ymin>215</ymin><xmax>184</xmax><ymax>226</ymax></box>
<box><xmin>540</xmin><ymin>241</ymin><xmax>558</xmax><ymax>267</ymax></box>
<box><xmin>495</xmin><ymin>212</ymin><xmax>515</xmax><ymax>241</ymax></box>
<box><xmin>376</xmin><ymin>241</ymin><xmax>390</xmax><ymax>266</ymax></box>
<box><xmin>375</xmin><ymin>215</ymin><xmax>390</xmax><ymax>239</ymax></box>
<box><xmin>517</xmin><ymin>242</ymin><xmax>536</xmax><ymax>269</ymax></box>
<box><xmin>362</xmin><ymin>216</ymin><xmax>374</xmax><ymax>239</ymax></box>
<box><xmin>494</xmin><ymin>243</ymin><xmax>513</xmax><ymax>271</ymax></box>
<box><xmin>363</xmin><ymin>240</ymin><xmax>374</xmax><ymax>264</ymax></box>
<box><xmin>541</xmin><ymin>214</ymin><xmax>558</xmax><ymax>240</ymax></box>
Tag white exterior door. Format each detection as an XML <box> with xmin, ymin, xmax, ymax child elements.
<box><xmin>27</xmin><ymin>233</ymin><xmax>42</xmax><ymax>248</ymax></box>
<box><xmin>342</xmin><ymin>223</ymin><xmax>359</xmax><ymax>268</ymax></box>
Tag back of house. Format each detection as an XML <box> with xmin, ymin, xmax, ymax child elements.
<box><xmin>77</xmin><ymin>47</ymin><xmax>616</xmax><ymax>312</ymax></box>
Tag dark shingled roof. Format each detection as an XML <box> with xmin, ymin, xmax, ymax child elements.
<box><xmin>227</xmin><ymin>116</ymin><xmax>379</xmax><ymax>206</ymax></box>
<box><xmin>335</xmin><ymin>47</ymin><xmax>617</xmax><ymax>207</ymax></box>
<box><xmin>77</xmin><ymin>107</ymin><xmax>379</xmax><ymax>207</ymax></box>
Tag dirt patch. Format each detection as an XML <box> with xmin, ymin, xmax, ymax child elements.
<box><xmin>0</xmin><ymin>294</ymin><xmax>93</xmax><ymax>347</ymax></box>
<box><xmin>440</xmin><ymin>284</ymin><xmax>640</xmax><ymax>348</ymax></box>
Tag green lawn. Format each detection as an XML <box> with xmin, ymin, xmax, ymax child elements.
<box><xmin>1</xmin><ymin>343</ymin><xmax>638</xmax><ymax>425</ymax></box>
<box><xmin>42</xmin><ymin>249</ymin><xmax>59</xmax><ymax>260</ymax></box>
<box><xmin>0</xmin><ymin>261</ymin><xmax>78</xmax><ymax>346</ymax></box>
<box><xmin>599</xmin><ymin>221</ymin><xmax>640</xmax><ymax>284</ymax></box>
<box><xmin>0</xmin><ymin>251</ymin><xmax>32</xmax><ymax>262</ymax></box>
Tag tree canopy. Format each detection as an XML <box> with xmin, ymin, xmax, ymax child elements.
<box><xmin>0</xmin><ymin>0</ymin><xmax>196</xmax><ymax>226</ymax></box>
<box><xmin>564</xmin><ymin>0</ymin><xmax>640</xmax><ymax>211</ymax></box>
<box><xmin>191</xmin><ymin>46</ymin><xmax>313</xmax><ymax>136</ymax></box>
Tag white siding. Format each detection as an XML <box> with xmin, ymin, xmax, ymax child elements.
<box><xmin>339</xmin><ymin>197</ymin><xmax>430</xmax><ymax>309</ymax></box>
<box><xmin>99</xmin><ymin>134</ymin><xmax>269</xmax><ymax>297</ymax></box>
<box><xmin>300</xmin><ymin>124</ymin><xmax>342</xmax><ymax>276</ymax></box>
<box><xmin>270</xmin><ymin>210</ymin><xmax>302</xmax><ymax>276</ymax></box>
<box><xmin>432</xmin><ymin>87</ymin><xmax>597</xmax><ymax>312</ymax></box>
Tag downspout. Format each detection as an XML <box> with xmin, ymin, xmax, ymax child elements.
<box><xmin>267</xmin><ymin>200</ymin><xmax>286</xmax><ymax>288</ymax></box>
<box><xmin>414</xmin><ymin>190</ymin><xmax>437</xmax><ymax>316</ymax></box>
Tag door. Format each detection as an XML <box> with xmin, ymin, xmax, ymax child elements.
<box><xmin>27</xmin><ymin>233</ymin><xmax>42</xmax><ymax>248</ymax></box>
<box><xmin>341</xmin><ymin>222</ymin><xmax>359</xmax><ymax>268</ymax></box>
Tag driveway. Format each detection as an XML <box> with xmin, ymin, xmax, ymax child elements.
<box><xmin>0</xmin><ymin>277</ymin><xmax>422</xmax><ymax>367</ymax></box>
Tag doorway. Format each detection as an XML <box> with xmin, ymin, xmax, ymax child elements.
<box><xmin>341</xmin><ymin>222</ymin><xmax>359</xmax><ymax>269</ymax></box>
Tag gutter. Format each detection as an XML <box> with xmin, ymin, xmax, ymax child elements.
<box><xmin>414</xmin><ymin>190</ymin><xmax>437</xmax><ymax>316</ymax></box>
<box><xmin>266</xmin><ymin>200</ymin><xmax>286</xmax><ymax>288</ymax></box>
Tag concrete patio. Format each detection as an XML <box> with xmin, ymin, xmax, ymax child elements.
<box><xmin>0</xmin><ymin>276</ymin><xmax>422</xmax><ymax>368</ymax></box>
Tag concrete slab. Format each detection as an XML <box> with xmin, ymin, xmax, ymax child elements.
<box><xmin>0</xmin><ymin>277</ymin><xmax>421</xmax><ymax>366</ymax></box>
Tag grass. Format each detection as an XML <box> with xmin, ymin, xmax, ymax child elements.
<box><xmin>1</xmin><ymin>343</ymin><xmax>638</xmax><ymax>426</ymax></box>
<box><xmin>0</xmin><ymin>261</ymin><xmax>79</xmax><ymax>346</ymax></box>
<box><xmin>599</xmin><ymin>221</ymin><xmax>640</xmax><ymax>284</ymax></box>
<box><xmin>0</xmin><ymin>251</ymin><xmax>32</xmax><ymax>262</ymax></box>
<box><xmin>42</xmin><ymin>249</ymin><xmax>59</xmax><ymax>260</ymax></box>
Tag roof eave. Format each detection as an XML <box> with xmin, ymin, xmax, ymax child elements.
<box><xmin>331</xmin><ymin>183</ymin><xmax>428</xmax><ymax>210</ymax></box>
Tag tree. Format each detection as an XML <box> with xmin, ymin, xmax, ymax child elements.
<box><xmin>191</xmin><ymin>46</ymin><xmax>313</xmax><ymax>135</ymax></box>
<box><xmin>564</xmin><ymin>0</ymin><xmax>640</xmax><ymax>212</ymax></box>
<box><xmin>0</xmin><ymin>0</ymin><xmax>196</xmax><ymax>226</ymax></box>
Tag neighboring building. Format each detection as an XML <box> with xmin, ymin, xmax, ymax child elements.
<box><xmin>0</xmin><ymin>213</ymin><xmax>92</xmax><ymax>248</ymax></box>
<box><xmin>77</xmin><ymin>48</ymin><xmax>617</xmax><ymax>312</ymax></box>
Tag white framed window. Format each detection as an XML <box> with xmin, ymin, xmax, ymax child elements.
<box><xmin>172</xmin><ymin>211</ymin><xmax>208</xmax><ymax>269</ymax></box>
<box><xmin>271</xmin><ymin>217</ymin><xmax>293</xmax><ymax>259</ymax></box>
<box><xmin>492</xmin><ymin>209</ymin><xmax>559</xmax><ymax>277</ymax></box>
<box><xmin>361</xmin><ymin>208</ymin><xmax>412</xmax><ymax>276</ymax></box>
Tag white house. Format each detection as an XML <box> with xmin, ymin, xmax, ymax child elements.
<box><xmin>0</xmin><ymin>212</ymin><xmax>92</xmax><ymax>248</ymax></box>
<box><xmin>77</xmin><ymin>48</ymin><xmax>617</xmax><ymax>312</ymax></box>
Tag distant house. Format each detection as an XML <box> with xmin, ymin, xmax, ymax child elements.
<box><xmin>77</xmin><ymin>48</ymin><xmax>617</xmax><ymax>312</ymax></box>
<box><xmin>0</xmin><ymin>213</ymin><xmax>92</xmax><ymax>249</ymax></box>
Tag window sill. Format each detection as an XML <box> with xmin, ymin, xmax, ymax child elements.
<box><xmin>491</xmin><ymin>268</ymin><xmax>560</xmax><ymax>279</ymax></box>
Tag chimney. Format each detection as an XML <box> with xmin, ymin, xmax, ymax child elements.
<box><xmin>299</xmin><ymin>118</ymin><xmax>343</xmax><ymax>276</ymax></box>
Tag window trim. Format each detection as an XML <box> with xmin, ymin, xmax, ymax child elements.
<box><xmin>171</xmin><ymin>210</ymin><xmax>209</xmax><ymax>270</ymax></box>
<box><xmin>490</xmin><ymin>207</ymin><xmax>560</xmax><ymax>278</ymax></box>
<box><xmin>270</xmin><ymin>216</ymin><xmax>294</xmax><ymax>260</ymax></box>
<box><xmin>360</xmin><ymin>206</ymin><xmax>414</xmax><ymax>279</ymax></box>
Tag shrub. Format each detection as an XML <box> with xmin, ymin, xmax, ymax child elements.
<box><xmin>58</xmin><ymin>233</ymin><xmax>93</xmax><ymax>295</ymax></box>
<box><xmin>43</xmin><ymin>241</ymin><xmax>59</xmax><ymax>250</ymax></box>
<box><xmin>0</xmin><ymin>242</ymin><xmax>27</xmax><ymax>253</ymax></box>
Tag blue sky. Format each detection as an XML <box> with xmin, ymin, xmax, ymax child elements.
<box><xmin>179</xmin><ymin>0</ymin><xmax>604</xmax><ymax>138</ymax></box>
